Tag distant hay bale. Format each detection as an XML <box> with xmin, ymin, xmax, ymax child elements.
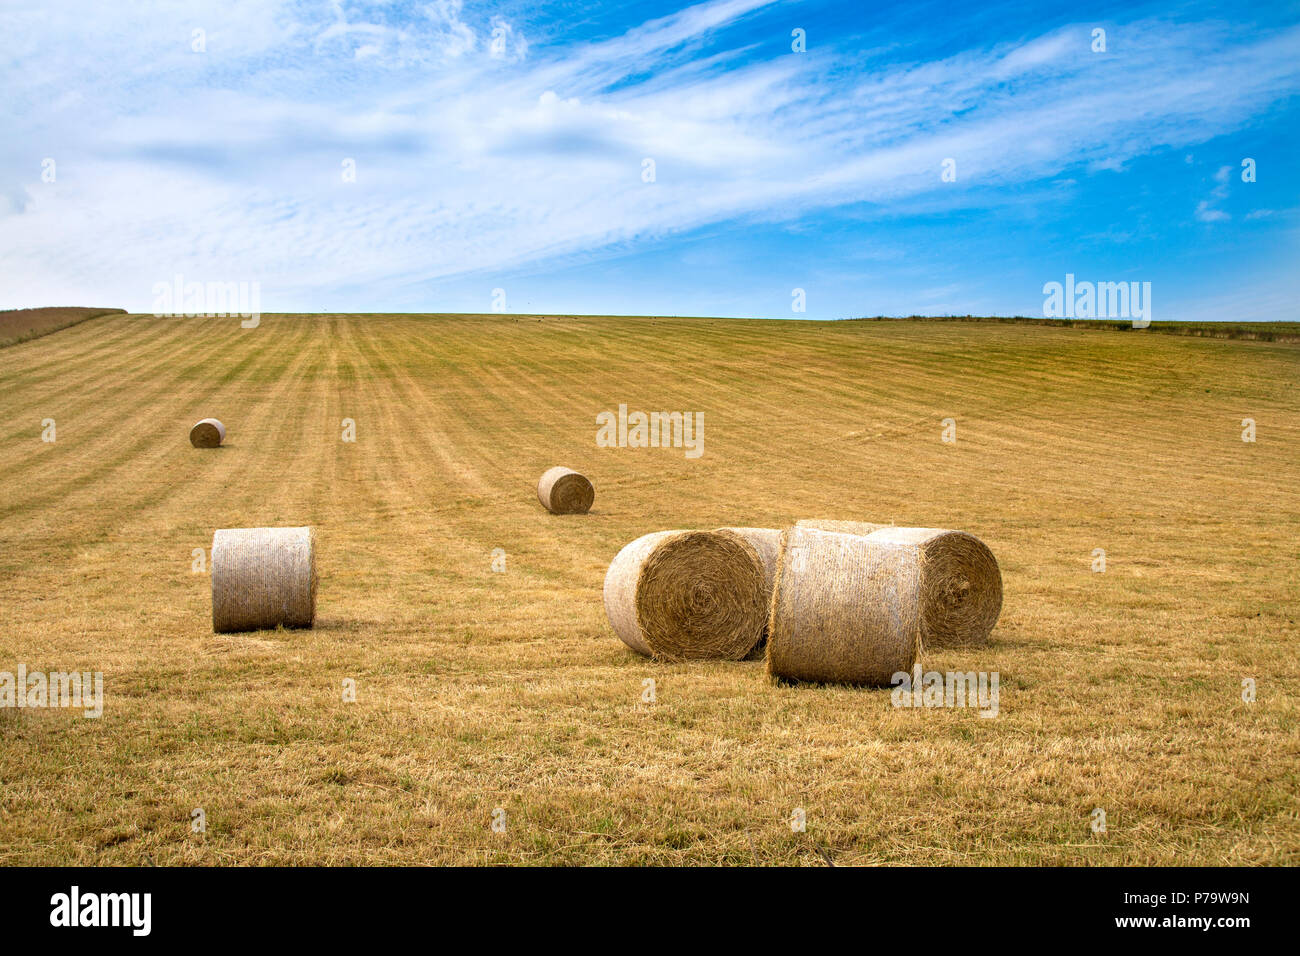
<box><xmin>537</xmin><ymin>466</ymin><xmax>594</xmax><ymax>514</ymax></box>
<box><xmin>189</xmin><ymin>418</ymin><xmax>226</xmax><ymax>448</ymax></box>
<box><xmin>602</xmin><ymin>528</ymin><xmax>772</xmax><ymax>660</ymax></box>
<box><xmin>766</xmin><ymin>526</ymin><xmax>922</xmax><ymax>685</ymax></box>
<box><xmin>797</xmin><ymin>519</ymin><xmax>1002</xmax><ymax>646</ymax></box>
<box><xmin>211</xmin><ymin>527</ymin><xmax>317</xmax><ymax>633</ymax></box>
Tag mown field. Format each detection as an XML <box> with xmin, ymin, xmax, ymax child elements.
<box><xmin>0</xmin><ymin>308</ymin><xmax>127</xmax><ymax>348</ymax></box>
<box><xmin>0</xmin><ymin>312</ymin><xmax>1297</xmax><ymax>865</ymax></box>
<box><xmin>851</xmin><ymin>316</ymin><xmax>1300</xmax><ymax>342</ymax></box>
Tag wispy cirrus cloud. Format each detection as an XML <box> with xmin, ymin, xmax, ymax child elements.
<box><xmin>1</xmin><ymin>0</ymin><xmax>1297</xmax><ymax>315</ymax></box>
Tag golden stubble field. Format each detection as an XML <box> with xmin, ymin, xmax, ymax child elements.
<box><xmin>0</xmin><ymin>312</ymin><xmax>1296</xmax><ymax>865</ymax></box>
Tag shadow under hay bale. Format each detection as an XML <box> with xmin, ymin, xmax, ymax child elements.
<box><xmin>211</xmin><ymin>526</ymin><xmax>316</xmax><ymax>633</ymax></box>
<box><xmin>603</xmin><ymin>528</ymin><xmax>774</xmax><ymax>661</ymax></box>
<box><xmin>797</xmin><ymin>519</ymin><xmax>1002</xmax><ymax>646</ymax></box>
<box><xmin>767</xmin><ymin>526</ymin><xmax>922</xmax><ymax>686</ymax></box>
<box><xmin>189</xmin><ymin>418</ymin><xmax>226</xmax><ymax>448</ymax></box>
<box><xmin>537</xmin><ymin>466</ymin><xmax>594</xmax><ymax>514</ymax></box>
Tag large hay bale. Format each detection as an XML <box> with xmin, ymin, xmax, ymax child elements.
<box><xmin>602</xmin><ymin>528</ymin><xmax>772</xmax><ymax>660</ymax></box>
<box><xmin>795</xmin><ymin>518</ymin><xmax>889</xmax><ymax>535</ymax></box>
<box><xmin>537</xmin><ymin>466</ymin><xmax>594</xmax><ymax>514</ymax></box>
<box><xmin>797</xmin><ymin>519</ymin><xmax>1002</xmax><ymax>646</ymax></box>
<box><xmin>211</xmin><ymin>527</ymin><xmax>317</xmax><ymax>633</ymax></box>
<box><xmin>766</xmin><ymin>526</ymin><xmax>922</xmax><ymax>685</ymax></box>
<box><xmin>730</xmin><ymin>527</ymin><xmax>783</xmax><ymax>590</ymax></box>
<box><xmin>189</xmin><ymin>418</ymin><xmax>226</xmax><ymax>448</ymax></box>
<box><xmin>727</xmin><ymin>527</ymin><xmax>783</xmax><ymax>659</ymax></box>
<box><xmin>862</xmin><ymin>526</ymin><xmax>1001</xmax><ymax>646</ymax></box>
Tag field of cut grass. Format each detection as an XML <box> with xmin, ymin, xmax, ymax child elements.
<box><xmin>0</xmin><ymin>312</ymin><xmax>1297</xmax><ymax>865</ymax></box>
<box><xmin>0</xmin><ymin>307</ymin><xmax>126</xmax><ymax>348</ymax></box>
<box><xmin>850</xmin><ymin>315</ymin><xmax>1300</xmax><ymax>342</ymax></box>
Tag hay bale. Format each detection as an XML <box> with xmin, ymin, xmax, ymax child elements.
<box><xmin>537</xmin><ymin>466</ymin><xmax>594</xmax><ymax>514</ymax></box>
<box><xmin>189</xmin><ymin>418</ymin><xmax>226</xmax><ymax>448</ymax></box>
<box><xmin>795</xmin><ymin>519</ymin><xmax>890</xmax><ymax>535</ymax></box>
<box><xmin>211</xmin><ymin>527</ymin><xmax>317</xmax><ymax>633</ymax></box>
<box><xmin>862</xmin><ymin>526</ymin><xmax>1002</xmax><ymax>646</ymax></box>
<box><xmin>602</xmin><ymin>528</ymin><xmax>772</xmax><ymax>660</ymax></box>
<box><xmin>729</xmin><ymin>527</ymin><xmax>783</xmax><ymax>589</ymax></box>
<box><xmin>797</xmin><ymin>520</ymin><xmax>1002</xmax><ymax>646</ymax></box>
<box><xmin>766</xmin><ymin>526</ymin><xmax>922</xmax><ymax>685</ymax></box>
<box><xmin>727</xmin><ymin>527</ymin><xmax>783</xmax><ymax>659</ymax></box>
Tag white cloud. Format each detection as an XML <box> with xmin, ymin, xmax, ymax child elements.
<box><xmin>0</xmin><ymin>2</ymin><xmax>1298</xmax><ymax>310</ymax></box>
<box><xmin>1196</xmin><ymin>201</ymin><xmax>1231</xmax><ymax>222</ymax></box>
<box><xmin>1197</xmin><ymin>163</ymin><xmax>1238</xmax><ymax>220</ymax></box>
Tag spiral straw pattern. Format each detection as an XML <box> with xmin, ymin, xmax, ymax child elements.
<box><xmin>536</xmin><ymin>466</ymin><xmax>595</xmax><ymax>514</ymax></box>
<box><xmin>603</xmin><ymin>528</ymin><xmax>771</xmax><ymax>660</ymax></box>
<box><xmin>189</xmin><ymin>418</ymin><xmax>226</xmax><ymax>448</ymax></box>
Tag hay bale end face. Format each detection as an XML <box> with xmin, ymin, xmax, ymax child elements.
<box><xmin>797</xmin><ymin>520</ymin><xmax>1002</xmax><ymax>646</ymax></box>
<box><xmin>211</xmin><ymin>526</ymin><xmax>317</xmax><ymax>633</ymax></box>
<box><xmin>767</xmin><ymin>526</ymin><xmax>922</xmax><ymax>685</ymax></box>
<box><xmin>861</xmin><ymin>527</ymin><xmax>1002</xmax><ymax>646</ymax></box>
<box><xmin>537</xmin><ymin>466</ymin><xmax>594</xmax><ymax>514</ymax></box>
<box><xmin>603</xmin><ymin>528</ymin><xmax>771</xmax><ymax>661</ymax></box>
<box><xmin>189</xmin><ymin>418</ymin><xmax>226</xmax><ymax>448</ymax></box>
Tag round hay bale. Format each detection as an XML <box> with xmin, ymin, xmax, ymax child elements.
<box><xmin>766</xmin><ymin>526</ymin><xmax>922</xmax><ymax>685</ymax></box>
<box><xmin>795</xmin><ymin>519</ymin><xmax>889</xmax><ymax>535</ymax></box>
<box><xmin>537</xmin><ymin>466</ymin><xmax>594</xmax><ymax>514</ymax></box>
<box><xmin>729</xmin><ymin>527</ymin><xmax>783</xmax><ymax>589</ymax></box>
<box><xmin>861</xmin><ymin>527</ymin><xmax>1002</xmax><ymax>646</ymax></box>
<box><xmin>797</xmin><ymin>520</ymin><xmax>1002</xmax><ymax>646</ymax></box>
<box><xmin>727</xmin><ymin>527</ymin><xmax>783</xmax><ymax>660</ymax></box>
<box><xmin>602</xmin><ymin>528</ymin><xmax>769</xmax><ymax>660</ymax></box>
<box><xmin>211</xmin><ymin>526</ymin><xmax>317</xmax><ymax>633</ymax></box>
<box><xmin>189</xmin><ymin>418</ymin><xmax>226</xmax><ymax>448</ymax></box>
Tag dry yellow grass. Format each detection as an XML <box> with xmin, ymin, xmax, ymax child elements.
<box><xmin>0</xmin><ymin>307</ymin><xmax>126</xmax><ymax>348</ymax></box>
<box><xmin>0</xmin><ymin>311</ymin><xmax>1297</xmax><ymax>865</ymax></box>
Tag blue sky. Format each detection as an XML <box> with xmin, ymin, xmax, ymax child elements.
<box><xmin>2</xmin><ymin>0</ymin><xmax>1298</xmax><ymax>320</ymax></box>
